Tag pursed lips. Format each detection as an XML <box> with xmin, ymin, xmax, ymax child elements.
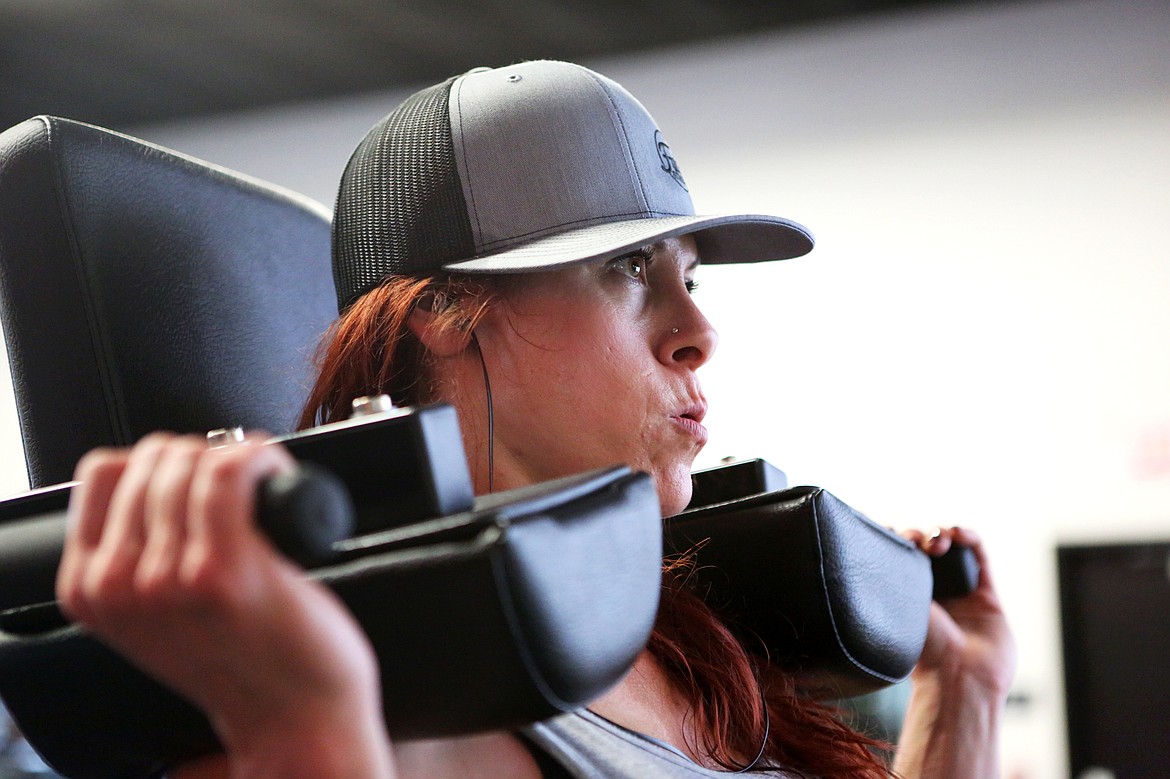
<box><xmin>670</xmin><ymin>402</ymin><xmax>708</xmax><ymax>444</ymax></box>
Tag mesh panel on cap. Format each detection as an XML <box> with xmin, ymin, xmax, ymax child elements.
<box><xmin>332</xmin><ymin>78</ymin><xmax>475</xmax><ymax>311</ymax></box>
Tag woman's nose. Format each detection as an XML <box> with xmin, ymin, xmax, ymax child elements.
<box><xmin>660</xmin><ymin>302</ymin><xmax>718</xmax><ymax>370</ymax></box>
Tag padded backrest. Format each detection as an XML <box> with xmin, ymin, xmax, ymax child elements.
<box><xmin>0</xmin><ymin>116</ymin><xmax>338</xmax><ymax>487</ymax></box>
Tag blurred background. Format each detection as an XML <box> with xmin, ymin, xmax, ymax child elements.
<box><xmin>0</xmin><ymin>0</ymin><xmax>1167</xmax><ymax>777</ymax></box>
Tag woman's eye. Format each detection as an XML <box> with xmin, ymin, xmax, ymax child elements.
<box><xmin>607</xmin><ymin>254</ymin><xmax>645</xmax><ymax>282</ymax></box>
<box><xmin>685</xmin><ymin>279</ymin><xmax>700</xmax><ymax>295</ymax></box>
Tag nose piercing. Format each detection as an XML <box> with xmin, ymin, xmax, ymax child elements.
<box><xmin>671</xmin><ymin>327</ymin><xmax>679</xmax><ymax>334</ymax></box>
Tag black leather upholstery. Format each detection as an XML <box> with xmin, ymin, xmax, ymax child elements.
<box><xmin>666</xmin><ymin>485</ymin><xmax>933</xmax><ymax>699</ymax></box>
<box><xmin>0</xmin><ymin>114</ymin><xmax>944</xmax><ymax>778</ymax></box>
<box><xmin>0</xmin><ymin>121</ymin><xmax>666</xmax><ymax>777</ymax></box>
<box><xmin>0</xmin><ymin>116</ymin><xmax>337</xmax><ymax>487</ymax></box>
<box><xmin>0</xmin><ymin>465</ymin><xmax>663</xmax><ymax>779</ymax></box>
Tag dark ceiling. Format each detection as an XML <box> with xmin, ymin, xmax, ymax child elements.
<box><xmin>1</xmin><ymin>0</ymin><xmax>989</xmax><ymax>133</ymax></box>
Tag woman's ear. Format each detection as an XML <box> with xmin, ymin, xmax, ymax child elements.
<box><xmin>407</xmin><ymin>303</ymin><xmax>471</xmax><ymax>358</ymax></box>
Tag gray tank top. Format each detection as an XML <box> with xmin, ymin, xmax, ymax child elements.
<box><xmin>522</xmin><ymin>709</ymin><xmax>809</xmax><ymax>778</ymax></box>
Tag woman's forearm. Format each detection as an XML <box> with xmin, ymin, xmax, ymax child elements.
<box><xmin>227</xmin><ymin>714</ymin><xmax>396</xmax><ymax>779</ymax></box>
<box><xmin>894</xmin><ymin>529</ymin><xmax>1016</xmax><ymax>779</ymax></box>
<box><xmin>171</xmin><ymin>700</ymin><xmax>396</xmax><ymax>779</ymax></box>
<box><xmin>209</xmin><ymin>659</ymin><xmax>396</xmax><ymax>779</ymax></box>
<box><xmin>892</xmin><ymin>665</ymin><xmax>1005</xmax><ymax>779</ymax></box>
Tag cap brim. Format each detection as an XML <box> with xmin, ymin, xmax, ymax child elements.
<box><xmin>441</xmin><ymin>214</ymin><xmax>814</xmax><ymax>273</ymax></box>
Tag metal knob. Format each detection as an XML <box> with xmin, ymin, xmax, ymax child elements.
<box><xmin>350</xmin><ymin>394</ymin><xmax>395</xmax><ymax>418</ymax></box>
<box><xmin>206</xmin><ymin>426</ymin><xmax>246</xmax><ymax>448</ymax></box>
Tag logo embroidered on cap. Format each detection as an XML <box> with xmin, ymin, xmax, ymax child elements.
<box><xmin>654</xmin><ymin>130</ymin><xmax>687</xmax><ymax>191</ymax></box>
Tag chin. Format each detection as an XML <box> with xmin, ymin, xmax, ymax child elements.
<box><xmin>655</xmin><ymin>468</ymin><xmax>693</xmax><ymax>517</ymax></box>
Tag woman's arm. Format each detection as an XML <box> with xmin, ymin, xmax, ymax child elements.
<box><xmin>893</xmin><ymin>527</ymin><xmax>1017</xmax><ymax>779</ymax></box>
<box><xmin>57</xmin><ymin>433</ymin><xmax>396</xmax><ymax>779</ymax></box>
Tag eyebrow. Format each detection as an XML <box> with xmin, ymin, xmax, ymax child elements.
<box><xmin>657</xmin><ymin>240</ymin><xmax>700</xmax><ymax>273</ymax></box>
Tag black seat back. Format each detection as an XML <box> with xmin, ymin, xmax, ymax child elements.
<box><xmin>0</xmin><ymin>116</ymin><xmax>337</xmax><ymax>487</ymax></box>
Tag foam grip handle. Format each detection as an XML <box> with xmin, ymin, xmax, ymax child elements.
<box><xmin>255</xmin><ymin>465</ymin><xmax>355</xmax><ymax>568</ymax></box>
<box><xmin>930</xmin><ymin>543</ymin><xmax>981</xmax><ymax>600</ymax></box>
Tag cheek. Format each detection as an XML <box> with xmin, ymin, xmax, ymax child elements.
<box><xmin>581</xmin><ymin>333</ymin><xmax>655</xmax><ymax>421</ymax></box>
<box><xmin>497</xmin><ymin>328</ymin><xmax>631</xmax><ymax>424</ymax></box>
<box><xmin>489</xmin><ymin>301</ymin><xmax>698</xmax><ymax>487</ymax></box>
<box><xmin>531</xmin><ymin>332</ymin><xmax>654</xmax><ymax>445</ymax></box>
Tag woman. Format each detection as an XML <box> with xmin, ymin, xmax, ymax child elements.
<box><xmin>56</xmin><ymin>61</ymin><xmax>1015</xmax><ymax>778</ymax></box>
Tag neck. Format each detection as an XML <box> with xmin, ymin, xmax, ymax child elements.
<box><xmin>589</xmin><ymin>652</ymin><xmax>724</xmax><ymax>769</ymax></box>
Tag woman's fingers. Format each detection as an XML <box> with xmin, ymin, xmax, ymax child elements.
<box><xmin>53</xmin><ymin>435</ymin><xmax>390</xmax><ymax>774</ymax></box>
<box><xmin>62</xmin><ymin>433</ymin><xmax>181</xmax><ymax>623</ymax></box>
<box><xmin>58</xmin><ymin>433</ymin><xmax>292</xmax><ymax>622</ymax></box>
<box><xmin>946</xmin><ymin>525</ymin><xmax>996</xmax><ymax>592</ymax></box>
<box><xmin>904</xmin><ymin>526</ymin><xmax>979</xmax><ymax>559</ymax></box>
<box><xmin>86</xmin><ymin>434</ymin><xmax>176</xmax><ymax>605</ymax></box>
<box><xmin>58</xmin><ymin>446</ymin><xmax>130</xmax><ymax>619</ymax></box>
<box><xmin>914</xmin><ymin>525</ymin><xmax>998</xmax><ymax>596</ymax></box>
<box><xmin>183</xmin><ymin>436</ymin><xmax>296</xmax><ymax>584</ymax></box>
<box><xmin>137</xmin><ymin>437</ymin><xmax>206</xmax><ymax>594</ymax></box>
<box><xmin>902</xmin><ymin>525</ymin><xmax>1000</xmax><ymax>599</ymax></box>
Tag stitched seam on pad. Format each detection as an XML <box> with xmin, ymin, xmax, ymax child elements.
<box><xmin>811</xmin><ymin>492</ymin><xmax>900</xmax><ymax>684</ymax></box>
<box><xmin>45</xmin><ymin>118</ymin><xmax>131</xmax><ymax>445</ymax></box>
<box><xmin>488</xmin><ymin>525</ymin><xmax>573</xmax><ymax>711</ymax></box>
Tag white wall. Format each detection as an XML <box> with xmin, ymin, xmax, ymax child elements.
<box><xmin>2</xmin><ymin>1</ymin><xmax>1166</xmax><ymax>776</ymax></box>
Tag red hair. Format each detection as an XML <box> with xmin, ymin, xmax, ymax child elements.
<box><xmin>653</xmin><ymin>565</ymin><xmax>893</xmax><ymax>776</ymax></box>
<box><xmin>299</xmin><ymin>277</ymin><xmax>894</xmax><ymax>777</ymax></box>
<box><xmin>298</xmin><ymin>275</ymin><xmax>495</xmax><ymax>428</ymax></box>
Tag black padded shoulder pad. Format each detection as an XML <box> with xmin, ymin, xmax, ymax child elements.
<box><xmin>665</xmin><ymin>485</ymin><xmax>932</xmax><ymax>698</ymax></box>
<box><xmin>0</xmin><ymin>466</ymin><xmax>662</xmax><ymax>779</ymax></box>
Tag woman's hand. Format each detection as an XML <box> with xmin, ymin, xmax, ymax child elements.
<box><xmin>908</xmin><ymin>526</ymin><xmax>1017</xmax><ymax>696</ymax></box>
<box><xmin>56</xmin><ymin>433</ymin><xmax>395</xmax><ymax>779</ymax></box>
<box><xmin>893</xmin><ymin>527</ymin><xmax>1017</xmax><ymax>779</ymax></box>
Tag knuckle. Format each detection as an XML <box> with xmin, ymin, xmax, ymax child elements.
<box><xmin>180</xmin><ymin>554</ymin><xmax>240</xmax><ymax>611</ymax></box>
<box><xmin>74</xmin><ymin>448</ymin><xmax>125</xmax><ymax>482</ymax></box>
<box><xmin>56</xmin><ymin>575</ymin><xmax>88</xmax><ymax>617</ymax></box>
<box><xmin>261</xmin><ymin>440</ymin><xmax>296</xmax><ymax>469</ymax></box>
<box><xmin>131</xmin><ymin>432</ymin><xmax>177</xmax><ymax>461</ymax></box>
<box><xmin>81</xmin><ymin>565</ymin><xmax>135</xmax><ymax>614</ymax></box>
<box><xmin>163</xmin><ymin>436</ymin><xmax>207</xmax><ymax>461</ymax></box>
<box><xmin>211</xmin><ymin>437</ymin><xmax>289</xmax><ymax>475</ymax></box>
<box><xmin>132</xmin><ymin>567</ymin><xmax>181</xmax><ymax>608</ymax></box>
<box><xmin>148</xmin><ymin>445</ymin><xmax>202</xmax><ymax>499</ymax></box>
<box><xmin>196</xmin><ymin>445</ymin><xmax>282</xmax><ymax>512</ymax></box>
<box><xmin>204</xmin><ymin>447</ymin><xmax>249</xmax><ymax>485</ymax></box>
<box><xmin>81</xmin><ymin>555</ymin><xmax>191</xmax><ymax>618</ymax></box>
<box><xmin>137</xmin><ymin>431</ymin><xmax>177</xmax><ymax>448</ymax></box>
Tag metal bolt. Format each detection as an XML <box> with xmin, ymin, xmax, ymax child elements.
<box><xmin>206</xmin><ymin>427</ymin><xmax>246</xmax><ymax>448</ymax></box>
<box><xmin>350</xmin><ymin>394</ymin><xmax>396</xmax><ymax>417</ymax></box>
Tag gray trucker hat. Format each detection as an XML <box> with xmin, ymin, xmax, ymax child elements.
<box><xmin>333</xmin><ymin>60</ymin><xmax>813</xmax><ymax>311</ymax></box>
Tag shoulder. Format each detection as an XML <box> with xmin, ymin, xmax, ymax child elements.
<box><xmin>526</xmin><ymin>710</ymin><xmax>806</xmax><ymax>779</ymax></box>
